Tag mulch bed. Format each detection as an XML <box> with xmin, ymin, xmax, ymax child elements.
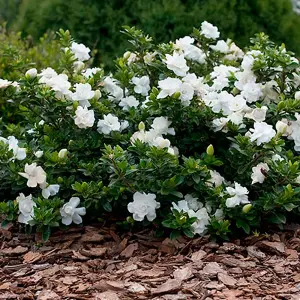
<box><xmin>1</xmin><ymin>224</ymin><xmax>300</xmax><ymax>300</ymax></box>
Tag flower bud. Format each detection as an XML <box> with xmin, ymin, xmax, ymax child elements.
<box><xmin>172</xmin><ymin>91</ymin><xmax>181</xmax><ymax>99</ymax></box>
<box><xmin>58</xmin><ymin>149</ymin><xmax>68</xmax><ymax>159</ymax></box>
<box><xmin>295</xmin><ymin>91</ymin><xmax>300</xmax><ymax>100</ymax></box>
<box><xmin>25</xmin><ymin>68</ymin><xmax>37</xmax><ymax>79</ymax></box>
<box><xmin>73</xmin><ymin>61</ymin><xmax>85</xmax><ymax>73</ymax></box>
<box><xmin>206</xmin><ymin>144</ymin><xmax>214</xmax><ymax>156</ymax></box>
<box><xmin>277</xmin><ymin>101</ymin><xmax>285</xmax><ymax>111</ymax></box>
<box><xmin>57</xmin><ymin>177</ymin><xmax>64</xmax><ymax>184</ymax></box>
<box><xmin>73</xmin><ymin>101</ymin><xmax>79</xmax><ymax>110</ymax></box>
<box><xmin>126</xmin><ymin>216</ymin><xmax>134</xmax><ymax>223</ymax></box>
<box><xmin>68</xmin><ymin>140</ymin><xmax>74</xmax><ymax>146</ymax></box>
<box><xmin>34</xmin><ymin>150</ymin><xmax>44</xmax><ymax>158</ymax></box>
<box><xmin>138</xmin><ymin>121</ymin><xmax>145</xmax><ymax>131</ymax></box>
<box><xmin>276</xmin><ymin>120</ymin><xmax>287</xmax><ymax>134</ymax></box>
<box><xmin>44</xmin><ymin>135</ymin><xmax>50</xmax><ymax>143</ymax></box>
<box><xmin>93</xmin><ymin>89</ymin><xmax>101</xmax><ymax>100</ymax></box>
<box><xmin>123</xmin><ymin>51</ymin><xmax>131</xmax><ymax>60</ymax></box>
<box><xmin>242</xmin><ymin>204</ymin><xmax>252</xmax><ymax>213</ymax></box>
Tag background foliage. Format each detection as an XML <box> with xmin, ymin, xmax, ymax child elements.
<box><xmin>0</xmin><ymin>0</ymin><xmax>299</xmax><ymax>70</ymax></box>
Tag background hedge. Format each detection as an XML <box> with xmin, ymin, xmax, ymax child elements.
<box><xmin>0</xmin><ymin>0</ymin><xmax>300</xmax><ymax>69</ymax></box>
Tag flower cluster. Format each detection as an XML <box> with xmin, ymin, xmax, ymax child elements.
<box><xmin>0</xmin><ymin>23</ymin><xmax>300</xmax><ymax>240</ymax></box>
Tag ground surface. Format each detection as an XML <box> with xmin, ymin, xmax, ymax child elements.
<box><xmin>1</xmin><ymin>224</ymin><xmax>300</xmax><ymax>300</ymax></box>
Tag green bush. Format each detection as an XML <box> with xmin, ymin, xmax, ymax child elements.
<box><xmin>8</xmin><ymin>0</ymin><xmax>300</xmax><ymax>70</ymax></box>
<box><xmin>0</xmin><ymin>22</ymin><xmax>300</xmax><ymax>241</ymax></box>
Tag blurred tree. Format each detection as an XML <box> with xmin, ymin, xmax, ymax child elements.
<box><xmin>3</xmin><ymin>0</ymin><xmax>300</xmax><ymax>69</ymax></box>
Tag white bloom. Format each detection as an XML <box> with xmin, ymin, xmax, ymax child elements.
<box><xmin>97</xmin><ymin>114</ymin><xmax>121</xmax><ymax>134</ymax></box>
<box><xmin>25</xmin><ymin>68</ymin><xmax>37</xmax><ymax>78</ymax></box>
<box><xmin>72</xmin><ymin>83</ymin><xmax>95</xmax><ymax>107</ymax></box>
<box><xmin>124</xmin><ymin>51</ymin><xmax>137</xmax><ymax>64</ymax></box>
<box><xmin>272</xmin><ymin>154</ymin><xmax>284</xmax><ymax>162</ymax></box>
<box><xmin>39</xmin><ymin>67</ymin><xmax>57</xmax><ymax>84</ymax></box>
<box><xmin>151</xmin><ymin>117</ymin><xmax>175</xmax><ymax>135</ymax></box>
<box><xmin>127</xmin><ymin>192</ymin><xmax>160</xmax><ymax>221</ymax></box>
<box><xmin>143</xmin><ymin>52</ymin><xmax>156</xmax><ymax>64</ymax></box>
<box><xmin>17</xmin><ymin>193</ymin><xmax>36</xmax><ymax>224</ymax></box>
<box><xmin>225</xmin><ymin>182</ymin><xmax>249</xmax><ymax>208</ymax></box>
<box><xmin>172</xmin><ymin>200</ymin><xmax>190</xmax><ymax>213</ymax></box>
<box><xmin>244</xmin><ymin>106</ymin><xmax>267</xmax><ymax>122</ymax></box>
<box><xmin>228</xmin><ymin>95</ymin><xmax>247</xmax><ymax>112</ymax></box>
<box><xmin>184</xmin><ymin>194</ymin><xmax>203</xmax><ymax>211</ymax></box>
<box><xmin>206</xmin><ymin>170</ymin><xmax>225</xmax><ymax>187</ymax></box>
<box><xmin>295</xmin><ymin>91</ymin><xmax>300</xmax><ymax>100</ymax></box>
<box><xmin>0</xmin><ymin>79</ymin><xmax>12</xmax><ymax>88</ymax></box>
<box><xmin>46</xmin><ymin>74</ymin><xmax>71</xmax><ymax>97</ymax></box>
<box><xmin>120</xmin><ymin>120</ymin><xmax>129</xmax><ymax>131</ymax></box>
<box><xmin>119</xmin><ymin>96</ymin><xmax>139</xmax><ymax>110</ymax></box>
<box><xmin>132</xmin><ymin>76</ymin><xmax>151</xmax><ymax>96</ymax></box>
<box><xmin>34</xmin><ymin>150</ymin><xmax>44</xmax><ymax>158</ymax></box>
<box><xmin>241</xmin><ymin>82</ymin><xmax>263</xmax><ymax>103</ymax></box>
<box><xmin>165</xmin><ymin>51</ymin><xmax>189</xmax><ymax>77</ymax></box>
<box><xmin>179</xmin><ymin>82</ymin><xmax>194</xmax><ymax>105</ymax></box>
<box><xmin>73</xmin><ymin>61</ymin><xmax>85</xmax><ymax>73</ymax></box>
<box><xmin>262</xmin><ymin>80</ymin><xmax>279</xmax><ymax>103</ymax></box>
<box><xmin>210</xmin><ymin>40</ymin><xmax>229</xmax><ymax>53</ymax></box>
<box><xmin>251</xmin><ymin>163</ymin><xmax>269</xmax><ymax>184</ymax></box>
<box><xmin>42</xmin><ymin>184</ymin><xmax>60</xmax><ymax>199</ymax></box>
<box><xmin>276</xmin><ymin>120</ymin><xmax>289</xmax><ymax>135</ymax></box>
<box><xmin>82</xmin><ymin>67</ymin><xmax>101</xmax><ymax>78</ymax></box>
<box><xmin>248</xmin><ymin>122</ymin><xmax>276</xmax><ymax>145</ymax></box>
<box><xmin>1</xmin><ymin>136</ymin><xmax>26</xmax><ymax>161</ymax></box>
<box><xmin>212</xmin><ymin>117</ymin><xmax>229</xmax><ymax>132</ymax></box>
<box><xmin>74</xmin><ymin>106</ymin><xmax>95</xmax><ymax>129</ymax></box>
<box><xmin>58</xmin><ymin>149</ymin><xmax>68</xmax><ymax>159</ymax></box>
<box><xmin>103</xmin><ymin>77</ymin><xmax>124</xmax><ymax>102</ymax></box>
<box><xmin>157</xmin><ymin>77</ymin><xmax>182</xmax><ymax>99</ymax></box>
<box><xmin>71</xmin><ymin>42</ymin><xmax>90</xmax><ymax>61</ymax></box>
<box><xmin>189</xmin><ymin>207</ymin><xmax>210</xmax><ymax>235</ymax></box>
<box><xmin>60</xmin><ymin>197</ymin><xmax>86</xmax><ymax>225</ymax></box>
<box><xmin>200</xmin><ymin>21</ymin><xmax>220</xmax><ymax>39</ymax></box>
<box><xmin>224</xmin><ymin>42</ymin><xmax>244</xmax><ymax>60</ymax></box>
<box><xmin>19</xmin><ymin>163</ymin><xmax>47</xmax><ymax>188</ymax></box>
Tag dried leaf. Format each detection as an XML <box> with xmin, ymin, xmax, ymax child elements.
<box><xmin>151</xmin><ymin>279</ymin><xmax>182</xmax><ymax>295</ymax></box>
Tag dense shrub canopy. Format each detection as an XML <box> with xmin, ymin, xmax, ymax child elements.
<box><xmin>0</xmin><ymin>21</ymin><xmax>300</xmax><ymax>241</ymax></box>
<box><xmin>3</xmin><ymin>0</ymin><xmax>300</xmax><ymax>70</ymax></box>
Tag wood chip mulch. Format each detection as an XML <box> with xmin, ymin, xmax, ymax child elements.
<box><xmin>1</xmin><ymin>224</ymin><xmax>300</xmax><ymax>300</ymax></box>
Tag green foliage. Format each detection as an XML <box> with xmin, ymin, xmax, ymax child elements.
<box><xmin>4</xmin><ymin>0</ymin><xmax>300</xmax><ymax>70</ymax></box>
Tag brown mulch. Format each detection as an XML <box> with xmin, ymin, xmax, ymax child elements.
<box><xmin>1</xmin><ymin>224</ymin><xmax>300</xmax><ymax>300</ymax></box>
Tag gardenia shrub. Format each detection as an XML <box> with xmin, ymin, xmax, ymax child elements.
<box><xmin>0</xmin><ymin>22</ymin><xmax>300</xmax><ymax>241</ymax></box>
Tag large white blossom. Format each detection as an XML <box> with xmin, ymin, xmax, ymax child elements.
<box><xmin>206</xmin><ymin>170</ymin><xmax>225</xmax><ymax>187</ymax></box>
<box><xmin>74</xmin><ymin>106</ymin><xmax>95</xmax><ymax>129</ymax></box>
<box><xmin>248</xmin><ymin>122</ymin><xmax>276</xmax><ymax>145</ymax></box>
<box><xmin>97</xmin><ymin>114</ymin><xmax>121</xmax><ymax>134</ymax></box>
<box><xmin>40</xmin><ymin>183</ymin><xmax>60</xmax><ymax>199</ymax></box>
<box><xmin>71</xmin><ymin>42</ymin><xmax>90</xmax><ymax>61</ymax></box>
<box><xmin>60</xmin><ymin>197</ymin><xmax>86</xmax><ymax>225</ymax></box>
<box><xmin>72</xmin><ymin>83</ymin><xmax>95</xmax><ymax>107</ymax></box>
<box><xmin>225</xmin><ymin>182</ymin><xmax>249</xmax><ymax>208</ymax></box>
<box><xmin>132</xmin><ymin>76</ymin><xmax>151</xmax><ymax>96</ymax></box>
<box><xmin>244</xmin><ymin>106</ymin><xmax>268</xmax><ymax>122</ymax></box>
<box><xmin>151</xmin><ymin>116</ymin><xmax>175</xmax><ymax>135</ymax></box>
<box><xmin>19</xmin><ymin>163</ymin><xmax>47</xmax><ymax>188</ymax></box>
<box><xmin>200</xmin><ymin>21</ymin><xmax>220</xmax><ymax>39</ymax></box>
<box><xmin>210</xmin><ymin>40</ymin><xmax>229</xmax><ymax>53</ymax></box>
<box><xmin>46</xmin><ymin>74</ymin><xmax>72</xmax><ymax>98</ymax></box>
<box><xmin>127</xmin><ymin>192</ymin><xmax>160</xmax><ymax>221</ymax></box>
<box><xmin>119</xmin><ymin>96</ymin><xmax>139</xmax><ymax>110</ymax></box>
<box><xmin>17</xmin><ymin>193</ymin><xmax>36</xmax><ymax>224</ymax></box>
<box><xmin>103</xmin><ymin>77</ymin><xmax>124</xmax><ymax>101</ymax></box>
<box><xmin>0</xmin><ymin>136</ymin><xmax>26</xmax><ymax>161</ymax></box>
<box><xmin>251</xmin><ymin>163</ymin><xmax>269</xmax><ymax>184</ymax></box>
<box><xmin>82</xmin><ymin>67</ymin><xmax>101</xmax><ymax>78</ymax></box>
<box><xmin>165</xmin><ymin>51</ymin><xmax>189</xmax><ymax>77</ymax></box>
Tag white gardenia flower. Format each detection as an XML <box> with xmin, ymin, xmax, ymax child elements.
<box><xmin>0</xmin><ymin>136</ymin><xmax>26</xmax><ymax>161</ymax></box>
<box><xmin>248</xmin><ymin>122</ymin><xmax>276</xmax><ymax>146</ymax></box>
<box><xmin>74</xmin><ymin>106</ymin><xmax>95</xmax><ymax>129</ymax></box>
<box><xmin>228</xmin><ymin>95</ymin><xmax>247</xmax><ymax>112</ymax></box>
<box><xmin>132</xmin><ymin>76</ymin><xmax>151</xmax><ymax>96</ymax></box>
<box><xmin>16</xmin><ymin>193</ymin><xmax>36</xmax><ymax>224</ymax></box>
<box><xmin>276</xmin><ymin>120</ymin><xmax>289</xmax><ymax>135</ymax></box>
<box><xmin>206</xmin><ymin>170</ymin><xmax>225</xmax><ymax>187</ymax></box>
<box><xmin>272</xmin><ymin>154</ymin><xmax>284</xmax><ymax>162</ymax></box>
<box><xmin>46</xmin><ymin>74</ymin><xmax>71</xmax><ymax>97</ymax></box>
<box><xmin>224</xmin><ymin>42</ymin><xmax>244</xmax><ymax>60</ymax></box>
<box><xmin>189</xmin><ymin>207</ymin><xmax>210</xmax><ymax>235</ymax></box>
<box><xmin>165</xmin><ymin>51</ymin><xmax>189</xmax><ymax>77</ymax></box>
<box><xmin>127</xmin><ymin>192</ymin><xmax>160</xmax><ymax>221</ymax></box>
<box><xmin>157</xmin><ymin>77</ymin><xmax>182</xmax><ymax>99</ymax></box>
<box><xmin>34</xmin><ymin>150</ymin><xmax>44</xmax><ymax>158</ymax></box>
<box><xmin>41</xmin><ymin>184</ymin><xmax>60</xmax><ymax>199</ymax></box>
<box><xmin>25</xmin><ymin>68</ymin><xmax>38</xmax><ymax>78</ymax></box>
<box><xmin>225</xmin><ymin>182</ymin><xmax>249</xmax><ymax>208</ymax></box>
<box><xmin>179</xmin><ymin>82</ymin><xmax>194</xmax><ymax>106</ymax></box>
<box><xmin>60</xmin><ymin>197</ymin><xmax>86</xmax><ymax>225</ymax></box>
<box><xmin>295</xmin><ymin>91</ymin><xmax>300</xmax><ymax>100</ymax></box>
<box><xmin>151</xmin><ymin>117</ymin><xmax>175</xmax><ymax>135</ymax></box>
<box><xmin>39</xmin><ymin>67</ymin><xmax>57</xmax><ymax>84</ymax></box>
<box><xmin>212</xmin><ymin>117</ymin><xmax>229</xmax><ymax>132</ymax></box>
<box><xmin>251</xmin><ymin>163</ymin><xmax>269</xmax><ymax>184</ymax></box>
<box><xmin>184</xmin><ymin>194</ymin><xmax>203</xmax><ymax>211</ymax></box>
<box><xmin>71</xmin><ymin>42</ymin><xmax>90</xmax><ymax>61</ymax></box>
<box><xmin>19</xmin><ymin>163</ymin><xmax>46</xmax><ymax>188</ymax></box>
<box><xmin>210</xmin><ymin>40</ymin><xmax>229</xmax><ymax>53</ymax></box>
<box><xmin>241</xmin><ymin>82</ymin><xmax>263</xmax><ymax>103</ymax></box>
<box><xmin>58</xmin><ymin>149</ymin><xmax>68</xmax><ymax>159</ymax></box>
<box><xmin>244</xmin><ymin>106</ymin><xmax>268</xmax><ymax>122</ymax></box>
<box><xmin>82</xmin><ymin>67</ymin><xmax>101</xmax><ymax>78</ymax></box>
<box><xmin>103</xmin><ymin>77</ymin><xmax>124</xmax><ymax>102</ymax></box>
<box><xmin>0</xmin><ymin>78</ymin><xmax>12</xmax><ymax>88</ymax></box>
<box><xmin>119</xmin><ymin>96</ymin><xmax>139</xmax><ymax>110</ymax></box>
<box><xmin>72</xmin><ymin>83</ymin><xmax>95</xmax><ymax>107</ymax></box>
<box><xmin>97</xmin><ymin>114</ymin><xmax>121</xmax><ymax>134</ymax></box>
<box><xmin>200</xmin><ymin>21</ymin><xmax>220</xmax><ymax>39</ymax></box>
<box><xmin>172</xmin><ymin>200</ymin><xmax>190</xmax><ymax>213</ymax></box>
